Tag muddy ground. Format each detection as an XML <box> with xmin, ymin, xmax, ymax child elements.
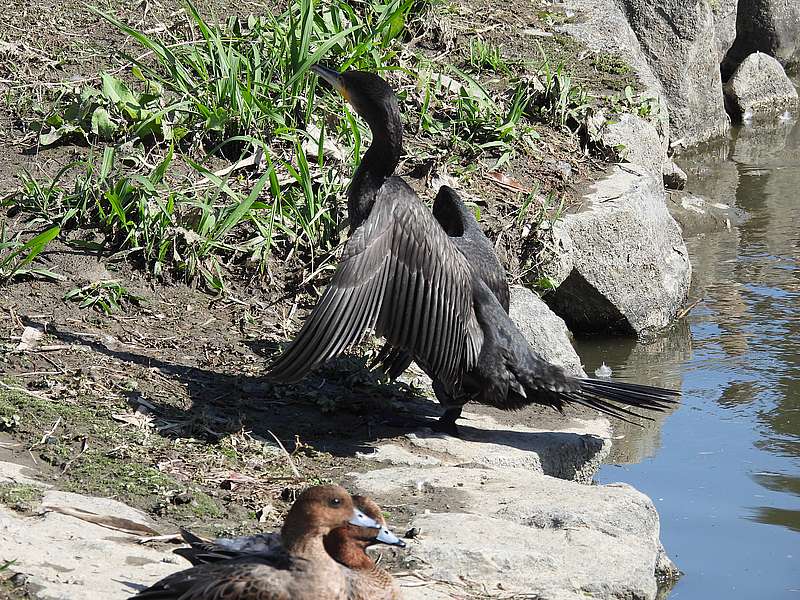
<box><xmin>0</xmin><ymin>0</ymin><xmax>637</xmax><ymax>596</ymax></box>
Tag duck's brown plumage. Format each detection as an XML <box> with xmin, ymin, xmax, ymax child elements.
<box><xmin>266</xmin><ymin>66</ymin><xmax>680</xmax><ymax>435</ymax></box>
<box><xmin>324</xmin><ymin>496</ymin><xmax>403</xmax><ymax>600</ymax></box>
<box><xmin>131</xmin><ymin>485</ymin><xmax>380</xmax><ymax>600</ymax></box>
<box><xmin>171</xmin><ymin>496</ymin><xmax>403</xmax><ymax>600</ymax></box>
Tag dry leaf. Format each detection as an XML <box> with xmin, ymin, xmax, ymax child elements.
<box><xmin>302</xmin><ymin>124</ymin><xmax>346</xmax><ymax>162</ymax></box>
<box><xmin>485</xmin><ymin>171</ymin><xmax>529</xmax><ymax>193</ymax></box>
<box><xmin>112</xmin><ymin>410</ymin><xmax>154</xmax><ymax>429</ymax></box>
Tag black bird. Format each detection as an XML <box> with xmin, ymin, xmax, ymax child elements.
<box><xmin>267</xmin><ymin>65</ymin><xmax>679</xmax><ymax>435</ymax></box>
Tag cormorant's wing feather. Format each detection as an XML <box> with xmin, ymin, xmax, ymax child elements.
<box><xmin>267</xmin><ymin>177</ymin><xmax>482</xmax><ymax>387</ymax></box>
<box><xmin>433</xmin><ymin>186</ymin><xmax>510</xmax><ymax>312</ymax></box>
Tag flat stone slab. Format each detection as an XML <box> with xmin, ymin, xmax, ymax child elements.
<box><xmin>353</xmin><ymin>466</ymin><xmax>672</xmax><ymax>600</ymax></box>
<box><xmin>360</xmin><ymin>410</ymin><xmax>611</xmax><ymax>484</ymax></box>
<box><xmin>0</xmin><ymin>460</ymin><xmax>51</xmax><ymax>488</ymax></box>
<box><xmin>0</xmin><ymin>461</ymin><xmax>179</xmax><ymax>600</ymax></box>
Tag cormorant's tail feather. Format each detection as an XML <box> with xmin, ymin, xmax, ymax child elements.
<box><xmin>566</xmin><ymin>378</ymin><xmax>680</xmax><ymax>425</ymax></box>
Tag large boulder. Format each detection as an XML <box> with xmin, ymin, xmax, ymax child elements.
<box><xmin>722</xmin><ymin>0</ymin><xmax>800</xmax><ymax>79</ymax></box>
<box><xmin>713</xmin><ymin>0</ymin><xmax>740</xmax><ymax>63</ymax></box>
<box><xmin>558</xmin><ymin>0</ymin><xmax>670</xmax><ymax>155</ymax></box>
<box><xmin>591</xmin><ymin>111</ymin><xmax>665</xmax><ymax>178</ymax></box>
<box><xmin>354</xmin><ymin>465</ymin><xmax>677</xmax><ymax>600</ymax></box>
<box><xmin>509</xmin><ymin>285</ymin><xmax>586</xmax><ymax>377</ymax></box>
<box><xmin>618</xmin><ymin>0</ymin><xmax>730</xmax><ymax>146</ymax></box>
<box><xmin>723</xmin><ymin>52</ymin><xmax>799</xmax><ymax>118</ymax></box>
<box><xmin>542</xmin><ymin>165</ymin><xmax>691</xmax><ymax>337</ymax></box>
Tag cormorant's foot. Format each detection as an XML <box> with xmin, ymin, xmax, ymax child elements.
<box><xmin>430</xmin><ymin>417</ymin><xmax>460</xmax><ymax>437</ymax></box>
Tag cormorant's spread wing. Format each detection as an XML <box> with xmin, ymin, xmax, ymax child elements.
<box><xmin>433</xmin><ymin>185</ymin><xmax>510</xmax><ymax>312</ymax></box>
<box><xmin>266</xmin><ymin>177</ymin><xmax>482</xmax><ymax>387</ymax></box>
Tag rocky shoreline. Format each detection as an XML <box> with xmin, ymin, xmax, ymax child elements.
<box><xmin>1</xmin><ymin>0</ymin><xmax>798</xmax><ymax>599</ymax></box>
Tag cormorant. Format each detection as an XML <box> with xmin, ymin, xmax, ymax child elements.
<box><xmin>266</xmin><ymin>65</ymin><xmax>679</xmax><ymax>434</ymax></box>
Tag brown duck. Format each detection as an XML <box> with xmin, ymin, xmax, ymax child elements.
<box><xmin>130</xmin><ymin>485</ymin><xmax>381</xmax><ymax>600</ymax></box>
<box><xmin>175</xmin><ymin>495</ymin><xmax>404</xmax><ymax>600</ymax></box>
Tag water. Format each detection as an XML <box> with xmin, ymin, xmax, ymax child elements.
<box><xmin>577</xmin><ymin>116</ymin><xmax>800</xmax><ymax>599</ymax></box>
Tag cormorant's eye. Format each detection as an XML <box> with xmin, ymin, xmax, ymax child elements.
<box><xmin>329</xmin><ymin>497</ymin><xmax>342</xmax><ymax>506</ymax></box>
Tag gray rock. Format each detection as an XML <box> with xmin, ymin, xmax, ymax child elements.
<box><xmin>360</xmin><ymin>409</ymin><xmax>611</xmax><ymax>483</ymax></box>
<box><xmin>532</xmin><ymin>223</ymin><xmax>575</xmax><ymax>291</ymax></box>
<box><xmin>663</xmin><ymin>160</ymin><xmax>687</xmax><ymax>190</ymax></box>
<box><xmin>543</xmin><ymin>165</ymin><xmax>692</xmax><ymax>336</ymax></box>
<box><xmin>0</xmin><ymin>460</ymin><xmax>49</xmax><ymax>488</ymax></box>
<box><xmin>722</xmin><ymin>0</ymin><xmax>800</xmax><ymax>78</ymax></box>
<box><xmin>713</xmin><ymin>0</ymin><xmax>739</xmax><ymax>63</ymax></box>
<box><xmin>353</xmin><ymin>466</ymin><xmax>675</xmax><ymax>599</ymax></box>
<box><xmin>667</xmin><ymin>191</ymin><xmax>736</xmax><ymax>236</ymax></box>
<box><xmin>723</xmin><ymin>52</ymin><xmax>799</xmax><ymax>118</ymax></box>
<box><xmin>558</xmin><ymin>0</ymin><xmax>671</xmax><ymax>147</ymax></box>
<box><xmin>596</xmin><ymin>112</ymin><xmax>666</xmax><ymax>178</ymax></box>
<box><xmin>555</xmin><ymin>0</ymin><xmax>664</xmax><ymax>104</ymax></box>
<box><xmin>357</xmin><ymin>444</ymin><xmax>442</xmax><ymax>466</ymax></box>
<box><xmin>618</xmin><ymin>0</ymin><xmax>730</xmax><ymax>146</ymax></box>
<box><xmin>509</xmin><ymin>285</ymin><xmax>586</xmax><ymax>377</ymax></box>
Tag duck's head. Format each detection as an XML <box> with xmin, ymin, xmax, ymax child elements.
<box><xmin>281</xmin><ymin>485</ymin><xmax>380</xmax><ymax>547</ymax></box>
<box><xmin>311</xmin><ymin>65</ymin><xmax>401</xmax><ymax>141</ymax></box>
<box><xmin>323</xmin><ymin>495</ymin><xmax>406</xmax><ymax>569</ymax></box>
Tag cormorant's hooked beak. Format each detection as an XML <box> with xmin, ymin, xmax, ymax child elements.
<box><xmin>375</xmin><ymin>525</ymin><xmax>407</xmax><ymax>548</ymax></box>
<box><xmin>311</xmin><ymin>64</ymin><xmax>350</xmax><ymax>103</ymax></box>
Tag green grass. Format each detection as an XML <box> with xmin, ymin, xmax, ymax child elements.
<box><xmin>0</xmin><ymin>224</ymin><xmax>61</xmax><ymax>283</ymax></box>
<box><xmin>0</xmin><ymin>484</ymin><xmax>44</xmax><ymax>512</ymax></box>
<box><xmin>64</xmin><ymin>279</ymin><xmax>144</xmax><ymax>314</ymax></box>
<box><xmin>7</xmin><ymin>0</ymin><xmax>433</xmax><ymax>286</ymax></box>
<box><xmin>468</xmin><ymin>38</ymin><xmax>508</xmax><ymax>74</ymax></box>
<box><xmin>5</xmin><ymin>0</ymin><xmax>607</xmax><ymax>288</ymax></box>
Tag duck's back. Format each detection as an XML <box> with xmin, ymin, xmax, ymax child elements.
<box><xmin>174</xmin><ymin>530</ymin><xmax>285</xmax><ymax>566</ymax></box>
<box><xmin>134</xmin><ymin>555</ymin><xmax>348</xmax><ymax>600</ymax></box>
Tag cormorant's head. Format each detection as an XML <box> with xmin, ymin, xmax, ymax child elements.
<box><xmin>311</xmin><ymin>65</ymin><xmax>401</xmax><ymax>138</ymax></box>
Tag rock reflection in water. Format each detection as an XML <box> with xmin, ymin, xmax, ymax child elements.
<box><xmin>574</xmin><ymin>319</ymin><xmax>690</xmax><ymax>465</ymax></box>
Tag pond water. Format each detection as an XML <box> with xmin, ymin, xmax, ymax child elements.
<box><xmin>577</xmin><ymin>116</ymin><xmax>800</xmax><ymax>599</ymax></box>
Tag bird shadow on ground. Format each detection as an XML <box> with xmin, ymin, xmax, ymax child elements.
<box><xmin>28</xmin><ymin>319</ymin><xmax>440</xmax><ymax>457</ymax></box>
<box><xmin>29</xmin><ymin>319</ymin><xmax>602</xmax><ymax>463</ymax></box>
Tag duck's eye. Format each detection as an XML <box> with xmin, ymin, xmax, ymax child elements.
<box><xmin>329</xmin><ymin>497</ymin><xmax>342</xmax><ymax>507</ymax></box>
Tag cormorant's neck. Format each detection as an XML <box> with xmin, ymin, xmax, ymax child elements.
<box><xmin>347</xmin><ymin>115</ymin><xmax>402</xmax><ymax>230</ymax></box>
